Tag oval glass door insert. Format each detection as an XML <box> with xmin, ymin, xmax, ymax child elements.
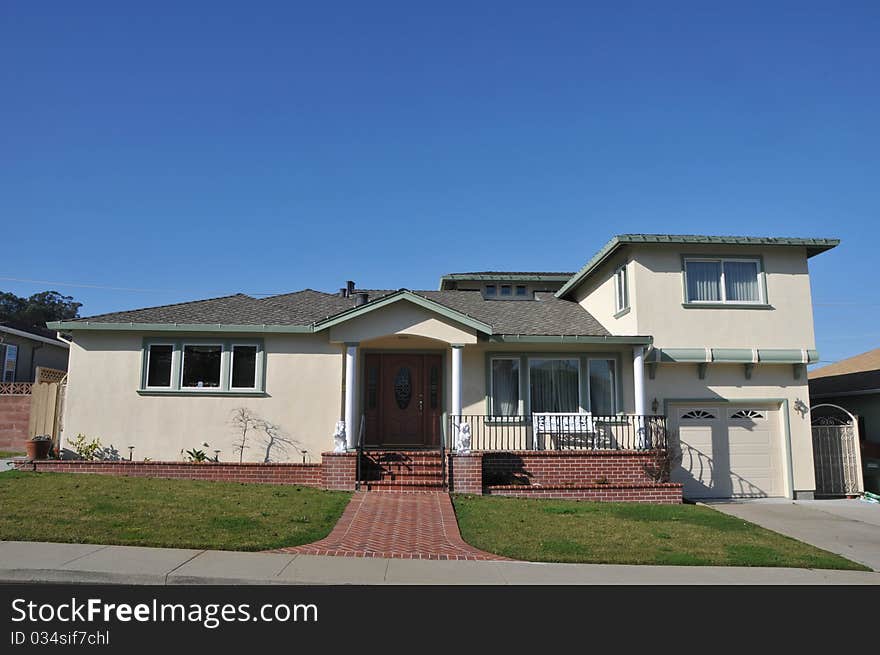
<box><xmin>394</xmin><ymin>367</ymin><xmax>412</xmax><ymax>409</ymax></box>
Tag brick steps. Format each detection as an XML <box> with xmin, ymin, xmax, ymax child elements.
<box><xmin>359</xmin><ymin>450</ymin><xmax>445</xmax><ymax>491</ymax></box>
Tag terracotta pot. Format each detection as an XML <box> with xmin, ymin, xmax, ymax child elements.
<box><xmin>26</xmin><ymin>439</ymin><xmax>52</xmax><ymax>460</ymax></box>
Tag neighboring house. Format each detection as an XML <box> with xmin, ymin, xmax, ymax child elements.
<box><xmin>48</xmin><ymin>234</ymin><xmax>838</xmax><ymax>500</ymax></box>
<box><xmin>0</xmin><ymin>322</ymin><xmax>69</xmax><ymax>383</ymax></box>
<box><xmin>809</xmin><ymin>348</ymin><xmax>880</xmax><ymax>459</ymax></box>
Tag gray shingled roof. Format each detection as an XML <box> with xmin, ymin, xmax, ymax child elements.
<box><xmin>63</xmin><ymin>288</ymin><xmax>610</xmax><ymax>336</ymax></box>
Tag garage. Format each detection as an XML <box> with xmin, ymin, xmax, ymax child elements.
<box><xmin>669</xmin><ymin>403</ymin><xmax>785</xmax><ymax>499</ymax></box>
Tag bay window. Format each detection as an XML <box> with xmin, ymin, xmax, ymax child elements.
<box><xmin>684</xmin><ymin>257</ymin><xmax>763</xmax><ymax>304</ymax></box>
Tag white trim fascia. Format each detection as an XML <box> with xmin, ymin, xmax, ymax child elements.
<box><xmin>0</xmin><ymin>325</ymin><xmax>69</xmax><ymax>349</ymax></box>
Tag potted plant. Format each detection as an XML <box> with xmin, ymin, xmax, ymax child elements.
<box><xmin>26</xmin><ymin>435</ymin><xmax>53</xmax><ymax>460</ymax></box>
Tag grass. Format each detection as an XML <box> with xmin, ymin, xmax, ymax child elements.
<box><xmin>453</xmin><ymin>495</ymin><xmax>870</xmax><ymax>570</ymax></box>
<box><xmin>0</xmin><ymin>471</ymin><xmax>351</xmax><ymax>551</ymax></box>
<box><xmin>0</xmin><ymin>451</ymin><xmax>24</xmax><ymax>458</ymax></box>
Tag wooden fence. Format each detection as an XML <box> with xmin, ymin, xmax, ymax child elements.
<box><xmin>29</xmin><ymin>382</ymin><xmax>65</xmax><ymax>449</ymax></box>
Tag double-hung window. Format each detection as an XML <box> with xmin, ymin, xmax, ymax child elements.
<box><xmin>684</xmin><ymin>257</ymin><xmax>763</xmax><ymax>304</ymax></box>
<box><xmin>614</xmin><ymin>264</ymin><xmax>629</xmax><ymax>313</ymax></box>
<box><xmin>142</xmin><ymin>340</ymin><xmax>263</xmax><ymax>393</ymax></box>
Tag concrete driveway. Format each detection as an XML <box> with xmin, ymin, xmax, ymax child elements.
<box><xmin>706</xmin><ymin>498</ymin><xmax>880</xmax><ymax>571</ymax></box>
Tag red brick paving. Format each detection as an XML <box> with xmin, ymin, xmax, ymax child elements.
<box><xmin>269</xmin><ymin>491</ymin><xmax>507</xmax><ymax>560</ymax></box>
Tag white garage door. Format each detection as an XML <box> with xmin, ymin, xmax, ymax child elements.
<box><xmin>670</xmin><ymin>403</ymin><xmax>784</xmax><ymax>499</ymax></box>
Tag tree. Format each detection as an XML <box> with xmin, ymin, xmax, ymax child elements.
<box><xmin>0</xmin><ymin>290</ymin><xmax>81</xmax><ymax>327</ymax></box>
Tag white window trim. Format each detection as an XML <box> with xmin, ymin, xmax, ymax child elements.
<box><xmin>180</xmin><ymin>343</ymin><xmax>225</xmax><ymax>390</ymax></box>
<box><xmin>229</xmin><ymin>343</ymin><xmax>262</xmax><ymax>390</ymax></box>
<box><xmin>683</xmin><ymin>256</ymin><xmax>765</xmax><ymax>305</ymax></box>
<box><xmin>586</xmin><ymin>357</ymin><xmax>617</xmax><ymax>416</ymax></box>
<box><xmin>614</xmin><ymin>264</ymin><xmax>629</xmax><ymax>313</ymax></box>
<box><xmin>526</xmin><ymin>356</ymin><xmax>584</xmax><ymax>414</ymax></box>
<box><xmin>144</xmin><ymin>342</ymin><xmax>176</xmax><ymax>389</ymax></box>
<box><xmin>489</xmin><ymin>356</ymin><xmax>523</xmax><ymax>417</ymax></box>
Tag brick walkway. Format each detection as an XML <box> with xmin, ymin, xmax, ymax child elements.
<box><xmin>269</xmin><ymin>492</ymin><xmax>507</xmax><ymax>560</ymax></box>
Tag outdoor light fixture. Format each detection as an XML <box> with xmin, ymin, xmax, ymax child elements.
<box><xmin>128</xmin><ymin>445</ymin><xmax>135</xmax><ymax>461</ymax></box>
<box><xmin>651</xmin><ymin>398</ymin><xmax>659</xmax><ymax>414</ymax></box>
<box><xmin>214</xmin><ymin>449</ymin><xmax>221</xmax><ymax>461</ymax></box>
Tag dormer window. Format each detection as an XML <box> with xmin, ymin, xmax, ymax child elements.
<box><xmin>485</xmin><ymin>285</ymin><xmax>497</xmax><ymax>297</ymax></box>
<box><xmin>500</xmin><ymin>285</ymin><xmax>512</xmax><ymax>296</ymax></box>
<box><xmin>515</xmin><ymin>285</ymin><xmax>527</xmax><ymax>296</ymax></box>
<box><xmin>684</xmin><ymin>257</ymin><xmax>763</xmax><ymax>304</ymax></box>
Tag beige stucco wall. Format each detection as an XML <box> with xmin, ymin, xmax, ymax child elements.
<box><xmin>631</xmin><ymin>245</ymin><xmax>817</xmax><ymax>348</ymax></box>
<box><xmin>63</xmin><ymin>332</ymin><xmax>343</xmax><ymax>463</ymax></box>
<box><xmin>648</xmin><ymin>363</ymin><xmax>815</xmax><ymax>494</ymax></box>
<box><xmin>328</xmin><ymin>301</ymin><xmax>477</xmax><ymax>344</ymax></box>
<box><xmin>573</xmin><ymin>250</ymin><xmax>640</xmax><ymax>336</ymax></box>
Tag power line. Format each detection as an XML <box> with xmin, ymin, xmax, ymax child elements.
<box><xmin>0</xmin><ymin>276</ymin><xmax>285</xmax><ymax>297</ymax></box>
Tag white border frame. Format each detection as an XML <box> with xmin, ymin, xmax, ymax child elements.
<box><xmin>144</xmin><ymin>342</ymin><xmax>176</xmax><ymax>389</ymax></box>
<box><xmin>229</xmin><ymin>342</ymin><xmax>262</xmax><ymax>391</ymax></box>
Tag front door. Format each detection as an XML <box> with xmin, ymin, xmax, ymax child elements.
<box><xmin>364</xmin><ymin>353</ymin><xmax>443</xmax><ymax>447</ymax></box>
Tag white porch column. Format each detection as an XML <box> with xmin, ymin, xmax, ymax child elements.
<box><xmin>344</xmin><ymin>343</ymin><xmax>358</xmax><ymax>449</ymax></box>
<box><xmin>451</xmin><ymin>344</ymin><xmax>463</xmax><ymax>418</ymax></box>
<box><xmin>633</xmin><ymin>345</ymin><xmax>646</xmax><ymax>416</ymax></box>
<box><xmin>633</xmin><ymin>345</ymin><xmax>647</xmax><ymax>448</ymax></box>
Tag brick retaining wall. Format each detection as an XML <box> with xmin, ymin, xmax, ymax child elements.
<box><xmin>0</xmin><ymin>394</ymin><xmax>31</xmax><ymax>452</ymax></box>
<box><xmin>14</xmin><ymin>459</ymin><xmax>324</xmax><ymax>487</ymax></box>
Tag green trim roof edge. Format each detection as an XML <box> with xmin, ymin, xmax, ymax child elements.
<box><xmin>555</xmin><ymin>234</ymin><xmax>840</xmax><ymax>298</ymax></box>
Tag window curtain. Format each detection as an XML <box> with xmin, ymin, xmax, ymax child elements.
<box><xmin>491</xmin><ymin>359</ymin><xmax>519</xmax><ymax>416</ymax></box>
<box><xmin>724</xmin><ymin>261</ymin><xmax>759</xmax><ymax>302</ymax></box>
<box><xmin>686</xmin><ymin>261</ymin><xmax>721</xmax><ymax>301</ymax></box>
<box><xmin>529</xmin><ymin>359</ymin><xmax>579</xmax><ymax>413</ymax></box>
<box><xmin>589</xmin><ymin>359</ymin><xmax>616</xmax><ymax>415</ymax></box>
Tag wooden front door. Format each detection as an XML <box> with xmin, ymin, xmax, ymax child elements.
<box><xmin>363</xmin><ymin>353</ymin><xmax>443</xmax><ymax>448</ymax></box>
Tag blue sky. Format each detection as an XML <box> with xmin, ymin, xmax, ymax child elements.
<box><xmin>1</xmin><ymin>1</ymin><xmax>878</xmax><ymax>365</ymax></box>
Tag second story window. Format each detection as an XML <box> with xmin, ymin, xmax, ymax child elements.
<box><xmin>684</xmin><ymin>257</ymin><xmax>763</xmax><ymax>304</ymax></box>
<box><xmin>614</xmin><ymin>264</ymin><xmax>629</xmax><ymax>313</ymax></box>
<box><xmin>515</xmin><ymin>285</ymin><xmax>527</xmax><ymax>296</ymax></box>
<box><xmin>500</xmin><ymin>285</ymin><xmax>512</xmax><ymax>296</ymax></box>
<box><xmin>485</xmin><ymin>285</ymin><xmax>497</xmax><ymax>297</ymax></box>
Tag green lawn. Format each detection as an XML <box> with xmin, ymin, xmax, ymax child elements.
<box><xmin>453</xmin><ymin>495</ymin><xmax>869</xmax><ymax>570</ymax></box>
<box><xmin>0</xmin><ymin>451</ymin><xmax>24</xmax><ymax>458</ymax></box>
<box><xmin>0</xmin><ymin>471</ymin><xmax>351</xmax><ymax>551</ymax></box>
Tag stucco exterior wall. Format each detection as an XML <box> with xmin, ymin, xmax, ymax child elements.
<box><xmin>630</xmin><ymin>245</ymin><xmax>816</xmax><ymax>348</ymax></box>
<box><xmin>647</xmin><ymin>363</ymin><xmax>815</xmax><ymax>494</ymax></box>
<box><xmin>328</xmin><ymin>301</ymin><xmax>477</xmax><ymax>344</ymax></box>
<box><xmin>63</xmin><ymin>332</ymin><xmax>343</xmax><ymax>463</ymax></box>
<box><xmin>573</xmin><ymin>251</ymin><xmax>639</xmax><ymax>336</ymax></box>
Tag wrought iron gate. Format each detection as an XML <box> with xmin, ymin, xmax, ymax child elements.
<box><xmin>810</xmin><ymin>403</ymin><xmax>863</xmax><ymax>496</ymax></box>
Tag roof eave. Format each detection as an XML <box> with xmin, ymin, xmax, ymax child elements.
<box><xmin>46</xmin><ymin>321</ymin><xmax>314</xmax><ymax>334</ymax></box>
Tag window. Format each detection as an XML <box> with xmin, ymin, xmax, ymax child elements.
<box><xmin>182</xmin><ymin>344</ymin><xmax>222</xmax><ymax>388</ymax></box>
<box><xmin>485</xmin><ymin>285</ymin><xmax>497</xmax><ymax>297</ymax></box>
<box><xmin>614</xmin><ymin>264</ymin><xmax>629</xmax><ymax>313</ymax></box>
<box><xmin>141</xmin><ymin>340</ymin><xmax>264</xmax><ymax>393</ymax></box>
<box><xmin>588</xmin><ymin>359</ymin><xmax>616</xmax><ymax>415</ymax></box>
<box><xmin>490</xmin><ymin>358</ymin><xmax>520</xmax><ymax>416</ymax></box>
<box><xmin>515</xmin><ymin>285</ymin><xmax>527</xmax><ymax>296</ymax></box>
<box><xmin>529</xmin><ymin>358</ymin><xmax>579</xmax><ymax>413</ymax></box>
<box><xmin>230</xmin><ymin>345</ymin><xmax>258</xmax><ymax>389</ymax></box>
<box><xmin>681</xmin><ymin>409</ymin><xmax>716</xmax><ymax>420</ymax></box>
<box><xmin>684</xmin><ymin>257</ymin><xmax>762</xmax><ymax>304</ymax></box>
<box><xmin>500</xmin><ymin>285</ymin><xmax>512</xmax><ymax>296</ymax></box>
<box><xmin>1</xmin><ymin>344</ymin><xmax>18</xmax><ymax>382</ymax></box>
<box><xmin>145</xmin><ymin>344</ymin><xmax>173</xmax><ymax>388</ymax></box>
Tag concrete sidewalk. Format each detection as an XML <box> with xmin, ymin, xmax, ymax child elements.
<box><xmin>0</xmin><ymin>541</ymin><xmax>877</xmax><ymax>585</ymax></box>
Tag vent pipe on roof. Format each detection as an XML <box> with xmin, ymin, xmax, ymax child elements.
<box><xmin>354</xmin><ymin>292</ymin><xmax>369</xmax><ymax>306</ymax></box>
<box><xmin>339</xmin><ymin>288</ymin><xmax>348</xmax><ymax>298</ymax></box>
<box><xmin>346</xmin><ymin>280</ymin><xmax>356</xmax><ymax>297</ymax></box>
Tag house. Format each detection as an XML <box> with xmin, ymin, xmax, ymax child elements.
<box><xmin>809</xmin><ymin>348</ymin><xmax>880</xmax><ymax>459</ymax></box>
<box><xmin>0</xmin><ymin>322</ymin><xmax>69</xmax><ymax>384</ymax></box>
<box><xmin>46</xmin><ymin>234</ymin><xmax>838</xmax><ymax>501</ymax></box>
